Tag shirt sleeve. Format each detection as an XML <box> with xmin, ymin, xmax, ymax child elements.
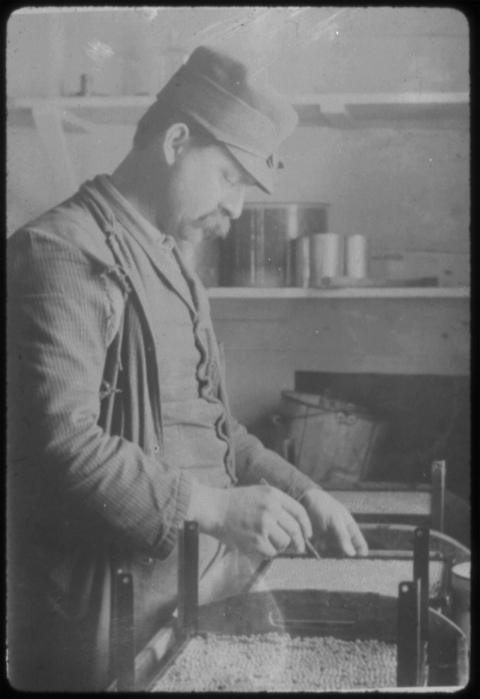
<box><xmin>7</xmin><ymin>228</ymin><xmax>191</xmax><ymax>559</ymax></box>
<box><xmin>230</xmin><ymin>416</ymin><xmax>321</xmax><ymax>501</ymax></box>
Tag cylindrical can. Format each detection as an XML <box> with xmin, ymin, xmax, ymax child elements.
<box><xmin>346</xmin><ymin>234</ymin><xmax>368</xmax><ymax>279</ymax></box>
<box><xmin>220</xmin><ymin>203</ymin><xmax>328</xmax><ymax>287</ymax></box>
<box><xmin>310</xmin><ymin>232</ymin><xmax>344</xmax><ymax>285</ymax></box>
<box><xmin>310</xmin><ymin>234</ymin><xmax>324</xmax><ymax>287</ymax></box>
<box><xmin>294</xmin><ymin>237</ymin><xmax>310</xmax><ymax>287</ymax></box>
<box><xmin>451</xmin><ymin>562</ymin><xmax>470</xmax><ymax>649</ymax></box>
<box><xmin>286</xmin><ymin>204</ymin><xmax>299</xmax><ymax>241</ymax></box>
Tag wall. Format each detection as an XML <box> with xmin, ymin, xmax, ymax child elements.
<box><xmin>247</xmin><ymin>126</ymin><xmax>470</xmax><ymax>259</ymax></box>
<box><xmin>7</xmin><ymin>121</ymin><xmax>470</xmax><ymax>264</ymax></box>
<box><xmin>7</xmin><ymin>8</ymin><xmax>469</xmax><ymax>99</ymax></box>
<box><xmin>211</xmin><ymin>297</ymin><xmax>469</xmax><ymax>429</ymax></box>
<box><xmin>7</xmin><ymin>8</ymin><xmax>470</xmax><ymax>441</ymax></box>
<box><xmin>7</xmin><ymin>8</ymin><xmax>470</xmax><ymax>250</ymax></box>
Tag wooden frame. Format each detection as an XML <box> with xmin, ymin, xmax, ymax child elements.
<box><xmin>108</xmin><ymin>521</ymin><xmax>468</xmax><ymax>691</ymax></box>
<box><xmin>325</xmin><ymin>461</ymin><xmax>447</xmax><ymax>531</ymax></box>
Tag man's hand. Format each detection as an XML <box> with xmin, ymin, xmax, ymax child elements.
<box><xmin>187</xmin><ymin>483</ymin><xmax>312</xmax><ymax>558</ymax></box>
<box><xmin>299</xmin><ymin>488</ymin><xmax>369</xmax><ymax>557</ymax></box>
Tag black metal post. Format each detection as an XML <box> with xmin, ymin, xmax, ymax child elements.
<box><xmin>413</xmin><ymin>526</ymin><xmax>430</xmax><ymax>643</ymax></box>
<box><xmin>115</xmin><ymin>569</ymin><xmax>135</xmax><ymax>692</ymax></box>
<box><xmin>397</xmin><ymin>579</ymin><xmax>421</xmax><ymax>687</ymax></box>
<box><xmin>178</xmin><ymin>521</ymin><xmax>199</xmax><ymax>637</ymax></box>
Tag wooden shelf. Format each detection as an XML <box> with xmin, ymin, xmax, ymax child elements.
<box><xmin>207</xmin><ymin>286</ymin><xmax>469</xmax><ymax>300</ymax></box>
<box><xmin>6</xmin><ymin>91</ymin><xmax>470</xmax><ymax>219</ymax></box>
<box><xmin>293</xmin><ymin>92</ymin><xmax>469</xmax><ymax>129</ymax></box>
<box><xmin>8</xmin><ymin>91</ymin><xmax>470</xmax><ymax>131</ymax></box>
<box><xmin>7</xmin><ymin>96</ymin><xmax>153</xmax><ymax>132</ymax></box>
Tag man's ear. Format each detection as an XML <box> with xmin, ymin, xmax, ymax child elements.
<box><xmin>162</xmin><ymin>123</ymin><xmax>191</xmax><ymax>165</ymax></box>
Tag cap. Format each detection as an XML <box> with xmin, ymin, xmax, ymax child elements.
<box><xmin>154</xmin><ymin>46</ymin><xmax>298</xmax><ymax>194</ymax></box>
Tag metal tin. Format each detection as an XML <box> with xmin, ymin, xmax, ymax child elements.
<box><xmin>310</xmin><ymin>232</ymin><xmax>344</xmax><ymax>285</ymax></box>
<box><xmin>294</xmin><ymin>236</ymin><xmax>310</xmax><ymax>287</ymax></box>
<box><xmin>219</xmin><ymin>203</ymin><xmax>328</xmax><ymax>287</ymax></box>
<box><xmin>346</xmin><ymin>234</ymin><xmax>368</xmax><ymax>279</ymax></box>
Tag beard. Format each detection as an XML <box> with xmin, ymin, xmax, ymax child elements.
<box><xmin>197</xmin><ymin>212</ymin><xmax>231</xmax><ymax>239</ymax></box>
<box><xmin>178</xmin><ymin>211</ymin><xmax>231</xmax><ymax>244</ymax></box>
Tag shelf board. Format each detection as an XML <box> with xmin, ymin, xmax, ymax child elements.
<box><xmin>289</xmin><ymin>91</ymin><xmax>470</xmax><ymax>107</ymax></box>
<box><xmin>207</xmin><ymin>286</ymin><xmax>470</xmax><ymax>299</ymax></box>
<box><xmin>8</xmin><ymin>92</ymin><xmax>469</xmax><ymax>130</ymax></box>
<box><xmin>292</xmin><ymin>92</ymin><xmax>469</xmax><ymax>129</ymax></box>
<box><xmin>7</xmin><ymin>96</ymin><xmax>152</xmax><ymax>131</ymax></box>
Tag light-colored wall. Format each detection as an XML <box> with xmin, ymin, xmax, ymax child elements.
<box><xmin>9</xmin><ymin>9</ymin><xmax>467</xmax><ymax>98</ymax></box>
<box><xmin>7</xmin><ymin>123</ymin><xmax>470</xmax><ymax>261</ymax></box>
<box><xmin>211</xmin><ymin>297</ymin><xmax>470</xmax><ymax>428</ymax></box>
<box><xmin>7</xmin><ymin>8</ymin><xmax>470</xmax><ymax>430</ymax></box>
<box><xmin>247</xmin><ymin>126</ymin><xmax>470</xmax><ymax>258</ymax></box>
<box><xmin>7</xmin><ymin>8</ymin><xmax>470</xmax><ymax>255</ymax></box>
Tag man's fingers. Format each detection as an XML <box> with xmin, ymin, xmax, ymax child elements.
<box><xmin>258</xmin><ymin>509</ymin><xmax>305</xmax><ymax>556</ymax></box>
<box><xmin>331</xmin><ymin>512</ymin><xmax>369</xmax><ymax>557</ymax></box>
<box><xmin>275</xmin><ymin>513</ymin><xmax>306</xmax><ymax>554</ymax></box>
<box><xmin>297</xmin><ymin>488</ymin><xmax>368</xmax><ymax>558</ymax></box>
<box><xmin>346</xmin><ymin>517</ymin><xmax>369</xmax><ymax>556</ymax></box>
<box><xmin>275</xmin><ymin>490</ymin><xmax>313</xmax><ymax>541</ymax></box>
<box><xmin>256</xmin><ymin>539</ymin><xmax>279</xmax><ymax>559</ymax></box>
<box><xmin>267</xmin><ymin>524</ymin><xmax>296</xmax><ymax>555</ymax></box>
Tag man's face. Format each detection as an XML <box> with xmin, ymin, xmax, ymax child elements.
<box><xmin>163</xmin><ymin>138</ymin><xmax>255</xmax><ymax>246</ymax></box>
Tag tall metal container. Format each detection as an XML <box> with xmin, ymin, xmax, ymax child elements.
<box><xmin>218</xmin><ymin>203</ymin><xmax>329</xmax><ymax>287</ymax></box>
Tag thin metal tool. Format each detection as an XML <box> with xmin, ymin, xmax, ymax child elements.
<box><xmin>260</xmin><ymin>478</ymin><xmax>321</xmax><ymax>560</ymax></box>
<box><xmin>304</xmin><ymin>537</ymin><xmax>322</xmax><ymax>561</ymax></box>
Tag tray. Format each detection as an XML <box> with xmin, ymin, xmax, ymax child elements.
<box><xmin>135</xmin><ymin>525</ymin><xmax>468</xmax><ymax>692</ymax></box>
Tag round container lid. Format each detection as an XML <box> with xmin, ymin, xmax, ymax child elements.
<box><xmin>452</xmin><ymin>562</ymin><xmax>470</xmax><ymax>580</ymax></box>
<box><xmin>452</xmin><ymin>562</ymin><xmax>470</xmax><ymax>594</ymax></box>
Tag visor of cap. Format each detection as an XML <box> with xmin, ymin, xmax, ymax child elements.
<box><xmin>224</xmin><ymin>144</ymin><xmax>277</xmax><ymax>194</ymax></box>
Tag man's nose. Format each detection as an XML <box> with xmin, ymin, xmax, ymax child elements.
<box><xmin>222</xmin><ymin>185</ymin><xmax>246</xmax><ymax>220</ymax></box>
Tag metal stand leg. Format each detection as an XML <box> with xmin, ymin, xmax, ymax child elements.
<box><xmin>413</xmin><ymin>527</ymin><xmax>430</xmax><ymax>685</ymax></box>
<box><xmin>413</xmin><ymin>527</ymin><xmax>430</xmax><ymax>643</ymax></box>
<box><xmin>397</xmin><ymin>579</ymin><xmax>421</xmax><ymax>687</ymax></box>
<box><xmin>114</xmin><ymin>569</ymin><xmax>135</xmax><ymax>692</ymax></box>
<box><xmin>178</xmin><ymin>521</ymin><xmax>199</xmax><ymax>637</ymax></box>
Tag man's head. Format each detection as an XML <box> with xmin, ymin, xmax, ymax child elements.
<box><xmin>115</xmin><ymin>46</ymin><xmax>298</xmax><ymax>244</ymax></box>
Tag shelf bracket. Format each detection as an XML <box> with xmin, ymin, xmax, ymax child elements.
<box><xmin>58</xmin><ymin>107</ymin><xmax>93</xmax><ymax>134</ymax></box>
<box><xmin>32</xmin><ymin>103</ymin><xmax>78</xmax><ymax>200</ymax></box>
<box><xmin>178</xmin><ymin>521</ymin><xmax>199</xmax><ymax>638</ymax></box>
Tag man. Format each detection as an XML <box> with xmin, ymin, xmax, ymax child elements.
<box><xmin>7</xmin><ymin>46</ymin><xmax>368</xmax><ymax>691</ymax></box>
